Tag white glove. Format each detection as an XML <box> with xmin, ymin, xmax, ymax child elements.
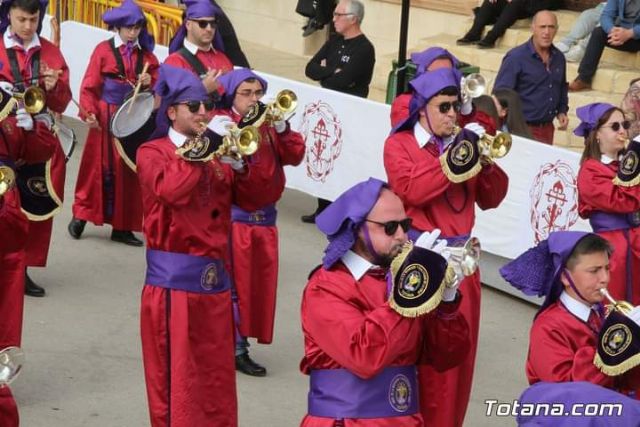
<box><xmin>459</xmin><ymin>76</ymin><xmax>473</xmax><ymax>115</ymax></box>
<box><xmin>274</xmin><ymin>120</ymin><xmax>287</xmax><ymax>134</ymax></box>
<box><xmin>0</xmin><ymin>81</ymin><xmax>14</xmax><ymax>93</ymax></box>
<box><xmin>34</xmin><ymin>112</ymin><xmax>53</xmax><ymax>130</ymax></box>
<box><xmin>628</xmin><ymin>306</ymin><xmax>640</xmax><ymax>326</ymax></box>
<box><xmin>463</xmin><ymin>122</ymin><xmax>486</xmax><ymax>139</ymax></box>
<box><xmin>219</xmin><ymin>155</ymin><xmax>245</xmax><ymax>171</ymax></box>
<box><xmin>16</xmin><ymin>108</ymin><xmax>33</xmax><ymax>131</ymax></box>
<box><xmin>207</xmin><ymin>115</ymin><xmax>234</xmax><ymax>137</ymax></box>
<box><xmin>633</xmin><ymin>134</ymin><xmax>640</xmax><ymax>144</ymax></box>
<box><xmin>442</xmin><ymin>278</ymin><xmax>460</xmax><ymax>302</ymax></box>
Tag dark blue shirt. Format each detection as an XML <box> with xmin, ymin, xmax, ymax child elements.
<box><xmin>494</xmin><ymin>38</ymin><xmax>568</xmax><ymax>124</ymax></box>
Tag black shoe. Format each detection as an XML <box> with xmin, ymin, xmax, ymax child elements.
<box><xmin>67</xmin><ymin>217</ymin><xmax>86</xmax><ymax>239</ymax></box>
<box><xmin>235</xmin><ymin>353</ymin><xmax>267</xmax><ymax>377</ymax></box>
<box><xmin>110</xmin><ymin>230</ymin><xmax>144</xmax><ymax>247</ymax></box>
<box><xmin>25</xmin><ymin>272</ymin><xmax>45</xmax><ymax>297</ymax></box>
<box><xmin>301</xmin><ymin>213</ymin><xmax>317</xmax><ymax>224</ymax></box>
<box><xmin>477</xmin><ymin>39</ymin><xmax>495</xmax><ymax>49</ymax></box>
<box><xmin>303</xmin><ymin>18</ymin><xmax>319</xmax><ymax>37</ymax></box>
<box><xmin>456</xmin><ymin>36</ymin><xmax>479</xmax><ymax>45</ymax></box>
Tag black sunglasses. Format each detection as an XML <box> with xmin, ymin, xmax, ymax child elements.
<box><xmin>192</xmin><ymin>19</ymin><xmax>217</xmax><ymax>29</ymax></box>
<box><xmin>366</xmin><ymin>218</ymin><xmax>412</xmax><ymax>236</ymax></box>
<box><xmin>178</xmin><ymin>100</ymin><xmax>215</xmax><ymax>113</ymax></box>
<box><xmin>432</xmin><ymin>101</ymin><xmax>462</xmax><ymax>114</ymax></box>
<box><xmin>602</xmin><ymin>120</ymin><xmax>631</xmax><ymax>132</ymax></box>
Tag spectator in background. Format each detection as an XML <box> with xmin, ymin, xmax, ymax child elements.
<box><xmin>297</xmin><ymin>0</ymin><xmax>337</xmax><ymax>37</ymax></box>
<box><xmin>555</xmin><ymin>2</ymin><xmax>606</xmax><ymax>63</ymax></box>
<box><xmin>302</xmin><ymin>0</ymin><xmax>375</xmax><ymax>224</ymax></box>
<box><xmin>456</xmin><ymin>0</ymin><xmax>563</xmax><ymax>49</ymax></box>
<box><xmin>621</xmin><ymin>77</ymin><xmax>640</xmax><ymax>139</ymax></box>
<box><xmin>209</xmin><ymin>0</ymin><xmax>250</xmax><ymax>67</ymax></box>
<box><xmin>492</xmin><ymin>87</ymin><xmax>534</xmax><ymax>138</ymax></box>
<box><xmin>569</xmin><ymin>0</ymin><xmax>640</xmax><ymax>91</ymax></box>
<box><xmin>494</xmin><ymin>11</ymin><xmax>568</xmax><ymax>145</ymax></box>
<box><xmin>472</xmin><ymin>95</ymin><xmax>500</xmax><ymax>133</ymax></box>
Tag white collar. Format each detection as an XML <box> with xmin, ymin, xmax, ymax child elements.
<box><xmin>601</xmin><ymin>154</ymin><xmax>617</xmax><ymax>165</ymax></box>
<box><xmin>168</xmin><ymin>127</ymin><xmax>188</xmax><ymax>148</ymax></box>
<box><xmin>113</xmin><ymin>33</ymin><xmax>140</xmax><ymax>49</ymax></box>
<box><xmin>413</xmin><ymin>121</ymin><xmax>455</xmax><ymax>149</ymax></box>
<box><xmin>341</xmin><ymin>250</ymin><xmax>374</xmax><ymax>281</ymax></box>
<box><xmin>4</xmin><ymin>28</ymin><xmax>40</xmax><ymax>51</ymax></box>
<box><xmin>184</xmin><ymin>38</ymin><xmax>212</xmax><ymax>55</ymax></box>
<box><xmin>559</xmin><ymin>291</ymin><xmax>598</xmax><ymax>323</ymax></box>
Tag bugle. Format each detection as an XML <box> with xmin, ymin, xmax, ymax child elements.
<box><xmin>462</xmin><ymin>73</ymin><xmax>486</xmax><ymax>99</ymax></box>
<box><xmin>447</xmin><ymin>237</ymin><xmax>481</xmax><ymax>277</ymax></box>
<box><xmin>0</xmin><ymin>347</ymin><xmax>24</xmax><ymax>387</ymax></box>
<box><xmin>13</xmin><ymin>86</ymin><xmax>46</xmax><ymax>114</ymax></box>
<box><xmin>600</xmin><ymin>288</ymin><xmax>635</xmax><ymax>316</ymax></box>
<box><xmin>0</xmin><ymin>165</ymin><xmax>15</xmax><ymax>197</ymax></box>
<box><xmin>479</xmin><ymin>132</ymin><xmax>512</xmax><ymax>159</ymax></box>
<box><xmin>265</xmin><ymin>89</ymin><xmax>297</xmax><ymax>123</ymax></box>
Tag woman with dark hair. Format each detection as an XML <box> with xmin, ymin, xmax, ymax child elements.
<box><xmin>576</xmin><ymin>103</ymin><xmax>640</xmax><ymax>305</ymax></box>
<box><xmin>492</xmin><ymin>87</ymin><xmax>533</xmax><ymax>139</ymax></box>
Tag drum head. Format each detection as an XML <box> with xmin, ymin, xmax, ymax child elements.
<box><xmin>54</xmin><ymin>120</ymin><xmax>77</xmax><ymax>161</ymax></box>
<box><xmin>111</xmin><ymin>92</ymin><xmax>155</xmax><ymax>138</ymax></box>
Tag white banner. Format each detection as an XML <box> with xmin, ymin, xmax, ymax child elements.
<box><xmin>56</xmin><ymin>21</ymin><xmax>591</xmax><ymax>260</ymax></box>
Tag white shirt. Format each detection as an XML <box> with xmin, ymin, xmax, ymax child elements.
<box><xmin>341</xmin><ymin>250</ymin><xmax>374</xmax><ymax>281</ymax></box>
<box><xmin>184</xmin><ymin>38</ymin><xmax>212</xmax><ymax>54</ymax></box>
<box><xmin>413</xmin><ymin>121</ymin><xmax>455</xmax><ymax>150</ymax></box>
<box><xmin>600</xmin><ymin>154</ymin><xmax>617</xmax><ymax>165</ymax></box>
<box><xmin>113</xmin><ymin>32</ymin><xmax>140</xmax><ymax>49</ymax></box>
<box><xmin>168</xmin><ymin>127</ymin><xmax>188</xmax><ymax>148</ymax></box>
<box><xmin>559</xmin><ymin>291</ymin><xmax>598</xmax><ymax>323</ymax></box>
<box><xmin>4</xmin><ymin>27</ymin><xmax>40</xmax><ymax>52</ymax></box>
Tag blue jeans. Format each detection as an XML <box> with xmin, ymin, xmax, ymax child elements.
<box><xmin>559</xmin><ymin>3</ymin><xmax>605</xmax><ymax>49</ymax></box>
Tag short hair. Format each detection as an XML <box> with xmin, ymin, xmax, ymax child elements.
<box><xmin>345</xmin><ymin>0</ymin><xmax>365</xmax><ymax>25</ymax></box>
<box><xmin>565</xmin><ymin>234</ymin><xmax>612</xmax><ymax>271</ymax></box>
<box><xmin>10</xmin><ymin>0</ymin><xmax>41</xmax><ymax>14</ymax></box>
<box><xmin>436</xmin><ymin>86</ymin><xmax>459</xmax><ymax>97</ymax></box>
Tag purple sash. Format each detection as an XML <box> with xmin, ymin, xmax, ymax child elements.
<box><xmin>145</xmin><ymin>249</ymin><xmax>231</xmax><ymax>294</ymax></box>
<box><xmin>589</xmin><ymin>211</ymin><xmax>639</xmax><ymax>232</ymax></box>
<box><xmin>308</xmin><ymin>365</ymin><xmax>418</xmax><ymax>419</ymax></box>
<box><xmin>101</xmin><ymin>78</ymin><xmax>131</xmax><ymax>106</ymax></box>
<box><xmin>408</xmin><ymin>228</ymin><xmax>469</xmax><ymax>246</ymax></box>
<box><xmin>231</xmin><ymin>204</ymin><xmax>277</xmax><ymax>226</ymax></box>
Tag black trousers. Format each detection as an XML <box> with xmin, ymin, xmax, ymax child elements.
<box><xmin>464</xmin><ymin>0</ymin><xmax>562</xmax><ymax>43</ymax></box>
<box><xmin>578</xmin><ymin>26</ymin><xmax>640</xmax><ymax>83</ymax></box>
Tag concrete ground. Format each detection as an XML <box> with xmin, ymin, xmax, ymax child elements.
<box><xmin>12</xmin><ymin>41</ymin><xmax>538</xmax><ymax>426</ymax></box>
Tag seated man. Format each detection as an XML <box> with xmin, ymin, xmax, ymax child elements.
<box><xmin>501</xmin><ymin>231</ymin><xmax>640</xmax><ymax>394</ymax></box>
<box><xmin>570</xmin><ymin>0</ymin><xmax>640</xmax><ymax>91</ymax></box>
<box><xmin>299</xmin><ymin>177</ymin><xmax>471</xmax><ymax>425</ymax></box>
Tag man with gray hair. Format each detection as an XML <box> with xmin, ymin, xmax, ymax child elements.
<box><xmin>302</xmin><ymin>0</ymin><xmax>376</xmax><ymax>223</ymax></box>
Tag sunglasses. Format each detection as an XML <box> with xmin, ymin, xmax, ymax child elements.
<box><xmin>191</xmin><ymin>19</ymin><xmax>217</xmax><ymax>29</ymax></box>
<box><xmin>178</xmin><ymin>100</ymin><xmax>215</xmax><ymax>113</ymax></box>
<box><xmin>602</xmin><ymin>120</ymin><xmax>631</xmax><ymax>132</ymax></box>
<box><xmin>431</xmin><ymin>101</ymin><xmax>462</xmax><ymax>114</ymax></box>
<box><xmin>366</xmin><ymin>218</ymin><xmax>413</xmax><ymax>236</ymax></box>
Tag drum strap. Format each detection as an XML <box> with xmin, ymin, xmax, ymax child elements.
<box><xmin>178</xmin><ymin>47</ymin><xmax>207</xmax><ymax>77</ymax></box>
<box><xmin>107</xmin><ymin>38</ymin><xmax>144</xmax><ymax>80</ymax></box>
<box><xmin>7</xmin><ymin>48</ymin><xmax>40</xmax><ymax>91</ymax></box>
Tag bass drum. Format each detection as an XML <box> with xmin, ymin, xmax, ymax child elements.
<box><xmin>110</xmin><ymin>91</ymin><xmax>157</xmax><ymax>172</ymax></box>
<box><xmin>53</xmin><ymin>119</ymin><xmax>77</xmax><ymax>162</ymax></box>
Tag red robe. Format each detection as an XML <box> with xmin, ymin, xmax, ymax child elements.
<box><xmin>164</xmin><ymin>47</ymin><xmax>233</xmax><ymax>76</ymax></box>
<box><xmin>219</xmin><ymin>108</ymin><xmax>305</xmax><ymax>343</ymax></box>
<box><xmin>300</xmin><ymin>262</ymin><xmax>470</xmax><ymax>426</ymax></box>
<box><xmin>0</xmin><ymin>34</ymin><xmax>72</xmax><ymax>267</ymax></box>
<box><xmin>384</xmin><ymin>129</ymin><xmax>509</xmax><ymax>427</ymax></box>
<box><xmin>526</xmin><ymin>300</ymin><xmax>640</xmax><ymax>392</ymax></box>
<box><xmin>0</xmin><ymin>118</ymin><xmax>57</xmax><ymax>427</ymax></box>
<box><xmin>72</xmin><ymin>39</ymin><xmax>159</xmax><ymax>231</ymax></box>
<box><xmin>577</xmin><ymin>159</ymin><xmax>640</xmax><ymax>305</ymax></box>
<box><xmin>137</xmin><ymin>135</ymin><xmax>266</xmax><ymax>427</ymax></box>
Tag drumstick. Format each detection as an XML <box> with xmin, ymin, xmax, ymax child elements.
<box><xmin>127</xmin><ymin>62</ymin><xmax>150</xmax><ymax>114</ymax></box>
<box><xmin>71</xmin><ymin>98</ymin><xmax>101</xmax><ymax>130</ymax></box>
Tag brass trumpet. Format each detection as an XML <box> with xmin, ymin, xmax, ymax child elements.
<box><xmin>479</xmin><ymin>132</ymin><xmax>512</xmax><ymax>159</ymax></box>
<box><xmin>462</xmin><ymin>73</ymin><xmax>486</xmax><ymax>99</ymax></box>
<box><xmin>265</xmin><ymin>89</ymin><xmax>297</xmax><ymax>124</ymax></box>
<box><xmin>216</xmin><ymin>124</ymin><xmax>261</xmax><ymax>160</ymax></box>
<box><xmin>0</xmin><ymin>165</ymin><xmax>15</xmax><ymax>197</ymax></box>
<box><xmin>0</xmin><ymin>346</ymin><xmax>24</xmax><ymax>387</ymax></box>
<box><xmin>13</xmin><ymin>86</ymin><xmax>46</xmax><ymax>114</ymax></box>
<box><xmin>447</xmin><ymin>237</ymin><xmax>481</xmax><ymax>277</ymax></box>
<box><xmin>600</xmin><ymin>288</ymin><xmax>635</xmax><ymax>316</ymax></box>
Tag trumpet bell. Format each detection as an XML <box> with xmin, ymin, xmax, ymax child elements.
<box><xmin>481</xmin><ymin>132</ymin><xmax>512</xmax><ymax>159</ymax></box>
<box><xmin>0</xmin><ymin>165</ymin><xmax>16</xmax><ymax>196</ymax></box>
<box><xmin>0</xmin><ymin>347</ymin><xmax>24</xmax><ymax>387</ymax></box>
<box><xmin>275</xmin><ymin>89</ymin><xmax>297</xmax><ymax>114</ymax></box>
<box><xmin>19</xmin><ymin>86</ymin><xmax>46</xmax><ymax>115</ymax></box>
<box><xmin>448</xmin><ymin>237</ymin><xmax>481</xmax><ymax>277</ymax></box>
<box><xmin>236</xmin><ymin>125</ymin><xmax>261</xmax><ymax>156</ymax></box>
<box><xmin>463</xmin><ymin>73</ymin><xmax>486</xmax><ymax>99</ymax></box>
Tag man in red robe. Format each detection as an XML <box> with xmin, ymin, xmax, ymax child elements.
<box><xmin>215</xmin><ymin>68</ymin><xmax>305</xmax><ymax>376</ymax></box>
<box><xmin>137</xmin><ymin>64</ymin><xmax>268</xmax><ymax>427</ymax></box>
<box><xmin>501</xmin><ymin>231</ymin><xmax>640</xmax><ymax>394</ymax></box>
<box><xmin>384</xmin><ymin>67</ymin><xmax>509</xmax><ymax>427</ymax></box>
<box><xmin>0</xmin><ymin>85</ymin><xmax>59</xmax><ymax>426</ymax></box>
<box><xmin>300</xmin><ymin>177</ymin><xmax>470</xmax><ymax>426</ymax></box>
<box><xmin>68</xmin><ymin>0</ymin><xmax>159</xmax><ymax>246</ymax></box>
<box><xmin>164</xmin><ymin>0</ymin><xmax>233</xmax><ymax>96</ymax></box>
<box><xmin>0</xmin><ymin>0</ymin><xmax>71</xmax><ymax>296</ymax></box>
